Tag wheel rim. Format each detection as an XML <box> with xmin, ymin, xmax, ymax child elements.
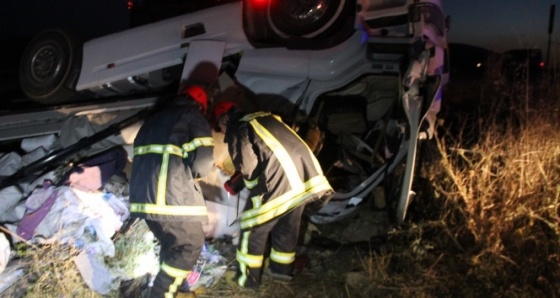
<box><xmin>281</xmin><ymin>0</ymin><xmax>329</xmax><ymax>24</ymax></box>
<box><xmin>269</xmin><ymin>0</ymin><xmax>344</xmax><ymax>38</ymax></box>
<box><xmin>30</xmin><ymin>44</ymin><xmax>62</xmax><ymax>85</ymax></box>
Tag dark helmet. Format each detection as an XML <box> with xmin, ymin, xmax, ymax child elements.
<box><xmin>181</xmin><ymin>85</ymin><xmax>208</xmax><ymax>113</ymax></box>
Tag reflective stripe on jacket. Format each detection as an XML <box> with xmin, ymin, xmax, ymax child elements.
<box><xmin>129</xmin><ymin>98</ymin><xmax>214</xmax><ymax>221</ymax></box>
<box><xmin>225</xmin><ymin>111</ymin><xmax>333</xmax><ymax>229</ymax></box>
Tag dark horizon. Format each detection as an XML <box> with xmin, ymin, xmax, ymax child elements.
<box><xmin>446</xmin><ymin>0</ymin><xmax>558</xmax><ymax>55</ymax></box>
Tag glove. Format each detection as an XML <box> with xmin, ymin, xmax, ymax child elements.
<box><xmin>304</xmin><ymin>189</ymin><xmax>335</xmax><ymax>217</ymax></box>
<box><xmin>224</xmin><ymin>171</ymin><xmax>244</xmax><ymax>195</ymax></box>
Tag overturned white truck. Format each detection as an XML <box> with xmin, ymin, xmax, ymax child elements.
<box><xmin>16</xmin><ymin>0</ymin><xmax>449</xmax><ymax>226</ymax></box>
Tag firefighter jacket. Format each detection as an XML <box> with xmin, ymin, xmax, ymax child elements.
<box><xmin>223</xmin><ymin>111</ymin><xmax>333</xmax><ymax>230</ymax></box>
<box><xmin>129</xmin><ymin>97</ymin><xmax>214</xmax><ymax>222</ymax></box>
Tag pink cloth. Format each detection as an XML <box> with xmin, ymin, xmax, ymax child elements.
<box><xmin>67</xmin><ymin>166</ymin><xmax>103</xmax><ymax>192</ymax></box>
<box><xmin>60</xmin><ymin>147</ymin><xmax>127</xmax><ymax>191</ymax></box>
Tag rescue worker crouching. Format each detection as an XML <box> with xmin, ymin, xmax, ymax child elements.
<box><xmin>129</xmin><ymin>85</ymin><xmax>215</xmax><ymax>298</ymax></box>
<box><xmin>211</xmin><ymin>101</ymin><xmax>334</xmax><ymax>289</ymax></box>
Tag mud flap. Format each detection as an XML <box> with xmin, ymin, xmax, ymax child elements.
<box><xmin>178</xmin><ymin>40</ymin><xmax>226</xmax><ymax>90</ymax></box>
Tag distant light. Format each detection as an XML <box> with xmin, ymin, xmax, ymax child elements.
<box><xmin>539</xmin><ymin>61</ymin><xmax>545</xmax><ymax>68</ymax></box>
<box><xmin>127</xmin><ymin>1</ymin><xmax>134</xmax><ymax>10</ymax></box>
<box><xmin>476</xmin><ymin>63</ymin><xmax>482</xmax><ymax>68</ymax></box>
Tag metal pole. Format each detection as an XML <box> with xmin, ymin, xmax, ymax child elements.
<box><xmin>546</xmin><ymin>5</ymin><xmax>555</xmax><ymax>69</ymax></box>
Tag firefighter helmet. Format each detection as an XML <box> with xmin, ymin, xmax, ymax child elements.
<box><xmin>181</xmin><ymin>85</ymin><xmax>208</xmax><ymax>113</ymax></box>
<box><xmin>211</xmin><ymin>101</ymin><xmax>237</xmax><ymax>130</ymax></box>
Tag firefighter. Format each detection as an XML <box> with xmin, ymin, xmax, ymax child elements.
<box><xmin>211</xmin><ymin>101</ymin><xmax>334</xmax><ymax>288</ymax></box>
<box><xmin>129</xmin><ymin>85</ymin><xmax>214</xmax><ymax>297</ymax></box>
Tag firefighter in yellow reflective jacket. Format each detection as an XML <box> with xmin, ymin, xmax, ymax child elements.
<box><xmin>212</xmin><ymin>102</ymin><xmax>334</xmax><ymax>288</ymax></box>
<box><xmin>129</xmin><ymin>85</ymin><xmax>214</xmax><ymax>298</ymax></box>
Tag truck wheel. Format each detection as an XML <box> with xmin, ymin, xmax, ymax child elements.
<box><xmin>19</xmin><ymin>30</ymin><xmax>81</xmax><ymax>105</ymax></box>
<box><xmin>268</xmin><ymin>0</ymin><xmax>348</xmax><ymax>38</ymax></box>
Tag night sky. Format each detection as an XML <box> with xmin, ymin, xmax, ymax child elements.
<box><xmin>445</xmin><ymin>1</ymin><xmax>558</xmax><ymax>54</ymax></box>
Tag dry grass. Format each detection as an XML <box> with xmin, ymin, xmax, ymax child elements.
<box><xmin>4</xmin><ymin>63</ymin><xmax>560</xmax><ymax>298</ymax></box>
<box><xmin>2</xmin><ymin>219</ymin><xmax>157</xmax><ymax>298</ymax></box>
<box><xmin>379</xmin><ymin>68</ymin><xmax>560</xmax><ymax>297</ymax></box>
<box><xmin>434</xmin><ymin>111</ymin><xmax>560</xmax><ymax>294</ymax></box>
<box><xmin>6</xmin><ymin>242</ymin><xmax>100</xmax><ymax>298</ymax></box>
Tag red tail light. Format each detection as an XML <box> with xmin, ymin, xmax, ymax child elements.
<box><xmin>539</xmin><ymin>61</ymin><xmax>545</xmax><ymax>68</ymax></box>
<box><xmin>250</xmin><ymin>0</ymin><xmax>269</xmax><ymax>9</ymax></box>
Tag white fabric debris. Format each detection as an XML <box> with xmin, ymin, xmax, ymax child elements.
<box><xmin>203</xmin><ymin>200</ymin><xmax>242</xmax><ymax>240</ymax></box>
<box><xmin>23</xmin><ymin>185</ymin><xmax>128</xmax><ymax>257</ymax></box>
<box><xmin>0</xmin><ymin>139</ymin><xmax>56</xmax><ymax>198</ymax></box>
<box><xmin>0</xmin><ymin>186</ymin><xmax>24</xmax><ymax>223</ymax></box>
<box><xmin>23</xmin><ymin>182</ymin><xmax>56</xmax><ymax>211</ymax></box>
<box><xmin>19</xmin><ymin>147</ymin><xmax>49</xmax><ymax>167</ymax></box>
<box><xmin>76</xmin><ymin>219</ymin><xmax>158</xmax><ymax>296</ymax></box>
<box><xmin>0</xmin><ymin>260</ymin><xmax>24</xmax><ymax>294</ymax></box>
<box><xmin>199</xmin><ymin>166</ymin><xmax>247</xmax><ymax>241</ymax></box>
<box><xmin>20</xmin><ymin>134</ymin><xmax>57</xmax><ymax>153</ymax></box>
<box><xmin>0</xmin><ymin>127</ymin><xmax>135</xmax><ymax>294</ymax></box>
<box><xmin>0</xmin><ymin>233</ymin><xmax>10</xmax><ymax>274</ymax></box>
<box><xmin>19</xmin><ymin>171</ymin><xmax>57</xmax><ymax>198</ymax></box>
<box><xmin>74</xmin><ymin>251</ymin><xmax>114</xmax><ymax>295</ymax></box>
<box><xmin>51</xmin><ymin>113</ymin><xmax>141</xmax><ymax>158</ymax></box>
<box><xmin>0</xmin><ymin>152</ymin><xmax>21</xmax><ymax>176</ymax></box>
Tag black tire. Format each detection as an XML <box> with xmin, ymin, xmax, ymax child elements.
<box><xmin>268</xmin><ymin>0</ymin><xmax>349</xmax><ymax>38</ymax></box>
<box><xmin>19</xmin><ymin>30</ymin><xmax>81</xmax><ymax>105</ymax></box>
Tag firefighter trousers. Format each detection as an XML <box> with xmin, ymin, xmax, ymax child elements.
<box><xmin>235</xmin><ymin>204</ymin><xmax>305</xmax><ymax>288</ymax></box>
<box><xmin>145</xmin><ymin>219</ymin><xmax>204</xmax><ymax>298</ymax></box>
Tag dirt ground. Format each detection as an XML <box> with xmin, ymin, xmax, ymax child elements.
<box><xmin>197</xmin><ymin>205</ymin><xmax>393</xmax><ymax>298</ymax></box>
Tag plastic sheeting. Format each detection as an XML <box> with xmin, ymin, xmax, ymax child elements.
<box><xmin>0</xmin><ymin>152</ymin><xmax>21</xmax><ymax>176</ymax></box>
<box><xmin>0</xmin><ymin>186</ymin><xmax>24</xmax><ymax>223</ymax></box>
<box><xmin>20</xmin><ymin>134</ymin><xmax>57</xmax><ymax>153</ymax></box>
